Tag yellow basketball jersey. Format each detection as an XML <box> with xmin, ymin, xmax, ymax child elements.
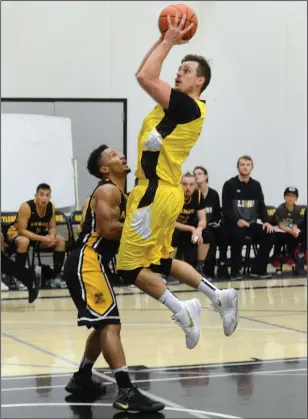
<box><xmin>135</xmin><ymin>93</ymin><xmax>206</xmax><ymax>186</ymax></box>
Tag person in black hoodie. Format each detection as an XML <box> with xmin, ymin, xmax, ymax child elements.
<box><xmin>222</xmin><ymin>155</ymin><xmax>275</xmax><ymax>279</ymax></box>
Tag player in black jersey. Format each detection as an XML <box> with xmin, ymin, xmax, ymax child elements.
<box><xmin>6</xmin><ymin>184</ymin><xmax>66</xmax><ymax>286</ymax></box>
<box><xmin>64</xmin><ymin>145</ymin><xmax>164</xmax><ymax>413</ymax></box>
<box><xmin>193</xmin><ymin>166</ymin><xmax>228</xmax><ymax>279</ymax></box>
<box><xmin>170</xmin><ymin>172</ymin><xmax>206</xmax><ymax>270</ymax></box>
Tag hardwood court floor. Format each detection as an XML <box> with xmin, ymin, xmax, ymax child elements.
<box><xmin>1</xmin><ymin>277</ymin><xmax>307</xmax><ymax>418</ymax></box>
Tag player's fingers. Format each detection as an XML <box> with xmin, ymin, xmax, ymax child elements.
<box><xmin>167</xmin><ymin>15</ymin><xmax>173</xmax><ymax>28</ymax></box>
<box><xmin>179</xmin><ymin>13</ymin><xmax>187</xmax><ymax>29</ymax></box>
<box><xmin>181</xmin><ymin>22</ymin><xmax>194</xmax><ymax>35</ymax></box>
<box><xmin>174</xmin><ymin>11</ymin><xmax>180</xmax><ymax>27</ymax></box>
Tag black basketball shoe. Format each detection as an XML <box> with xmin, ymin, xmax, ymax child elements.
<box><xmin>65</xmin><ymin>372</ymin><xmax>107</xmax><ymax>397</ymax></box>
<box><xmin>113</xmin><ymin>385</ymin><xmax>165</xmax><ymax>413</ymax></box>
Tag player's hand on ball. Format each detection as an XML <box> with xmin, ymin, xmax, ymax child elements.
<box><xmin>165</xmin><ymin>13</ymin><xmax>194</xmax><ymax>45</ymax></box>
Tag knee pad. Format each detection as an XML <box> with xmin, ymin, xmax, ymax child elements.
<box><xmin>150</xmin><ymin>258</ymin><xmax>172</xmax><ymax>277</ymax></box>
<box><xmin>117</xmin><ymin>268</ymin><xmax>143</xmax><ymax>285</ymax></box>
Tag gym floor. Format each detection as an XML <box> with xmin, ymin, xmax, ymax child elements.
<box><xmin>1</xmin><ymin>277</ymin><xmax>307</xmax><ymax>418</ymax></box>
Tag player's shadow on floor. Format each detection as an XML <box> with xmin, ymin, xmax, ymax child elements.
<box><xmin>113</xmin><ymin>412</ymin><xmax>165</xmax><ymax>419</ymax></box>
<box><xmin>65</xmin><ymin>395</ymin><xmax>165</xmax><ymax>419</ymax></box>
<box><xmin>65</xmin><ymin>394</ymin><xmax>98</xmax><ymax>419</ymax></box>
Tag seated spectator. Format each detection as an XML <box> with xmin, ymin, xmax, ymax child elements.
<box><xmin>295</xmin><ymin>207</ymin><xmax>307</xmax><ymax>274</ymax></box>
<box><xmin>1</xmin><ymin>230</ymin><xmax>40</xmax><ymax>302</ymax></box>
<box><xmin>168</xmin><ymin>172</ymin><xmax>206</xmax><ymax>282</ymax></box>
<box><xmin>272</xmin><ymin>187</ymin><xmax>305</xmax><ymax>272</ymax></box>
<box><xmin>193</xmin><ymin>166</ymin><xmax>228</xmax><ymax>279</ymax></box>
<box><xmin>6</xmin><ymin>183</ymin><xmax>66</xmax><ymax>288</ymax></box>
<box><xmin>222</xmin><ymin>155</ymin><xmax>275</xmax><ymax>279</ymax></box>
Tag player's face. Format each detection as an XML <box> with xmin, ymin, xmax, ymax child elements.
<box><xmin>175</xmin><ymin>61</ymin><xmax>204</xmax><ymax>95</ymax></box>
<box><xmin>101</xmin><ymin>148</ymin><xmax>130</xmax><ymax>177</ymax></box>
<box><xmin>182</xmin><ymin>177</ymin><xmax>197</xmax><ymax>197</ymax></box>
<box><xmin>35</xmin><ymin>189</ymin><xmax>51</xmax><ymax>208</ymax></box>
<box><xmin>193</xmin><ymin>169</ymin><xmax>207</xmax><ymax>185</ymax></box>
<box><xmin>238</xmin><ymin>159</ymin><xmax>253</xmax><ymax>177</ymax></box>
<box><xmin>284</xmin><ymin>193</ymin><xmax>297</xmax><ymax>206</ymax></box>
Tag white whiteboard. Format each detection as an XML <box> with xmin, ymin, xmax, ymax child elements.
<box><xmin>1</xmin><ymin>113</ymin><xmax>75</xmax><ymax>211</ymax></box>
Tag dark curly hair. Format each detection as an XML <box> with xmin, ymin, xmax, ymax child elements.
<box><xmin>87</xmin><ymin>145</ymin><xmax>109</xmax><ymax>179</ymax></box>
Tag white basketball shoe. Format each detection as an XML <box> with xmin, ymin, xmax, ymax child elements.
<box><xmin>172</xmin><ymin>298</ymin><xmax>202</xmax><ymax>349</ymax></box>
<box><xmin>213</xmin><ymin>289</ymin><xmax>238</xmax><ymax>336</ymax></box>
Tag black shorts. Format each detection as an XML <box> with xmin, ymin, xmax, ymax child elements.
<box><xmin>63</xmin><ymin>247</ymin><xmax>120</xmax><ymax>329</ymax></box>
<box><xmin>171</xmin><ymin>229</ymin><xmax>192</xmax><ymax>248</ymax></box>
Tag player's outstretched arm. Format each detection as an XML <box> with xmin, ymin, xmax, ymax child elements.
<box><xmin>136</xmin><ymin>13</ymin><xmax>194</xmax><ymax>109</ymax></box>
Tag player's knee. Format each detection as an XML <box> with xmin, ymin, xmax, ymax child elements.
<box><xmin>16</xmin><ymin>236</ymin><xmax>30</xmax><ymax>252</ymax></box>
<box><xmin>101</xmin><ymin>323</ymin><xmax>121</xmax><ymax>339</ymax></box>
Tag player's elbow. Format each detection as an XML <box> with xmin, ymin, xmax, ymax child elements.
<box><xmin>136</xmin><ymin>71</ymin><xmax>147</xmax><ymax>86</ymax></box>
<box><xmin>136</xmin><ymin>71</ymin><xmax>156</xmax><ymax>87</ymax></box>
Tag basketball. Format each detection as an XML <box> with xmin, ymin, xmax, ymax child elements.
<box><xmin>158</xmin><ymin>3</ymin><xmax>198</xmax><ymax>41</ymax></box>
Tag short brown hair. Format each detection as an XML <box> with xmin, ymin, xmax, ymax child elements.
<box><xmin>181</xmin><ymin>54</ymin><xmax>211</xmax><ymax>93</ymax></box>
<box><xmin>181</xmin><ymin>171</ymin><xmax>195</xmax><ymax>181</ymax></box>
<box><xmin>237</xmin><ymin>155</ymin><xmax>254</xmax><ymax>168</ymax></box>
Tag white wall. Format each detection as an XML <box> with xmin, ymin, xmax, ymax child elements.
<box><xmin>2</xmin><ymin>1</ymin><xmax>307</xmax><ymax>205</ymax></box>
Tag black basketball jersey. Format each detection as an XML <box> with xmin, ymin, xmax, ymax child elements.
<box><xmin>176</xmin><ymin>190</ymin><xmax>206</xmax><ymax>225</ymax></box>
<box><xmin>8</xmin><ymin>199</ymin><xmax>53</xmax><ymax>237</ymax></box>
<box><xmin>78</xmin><ymin>179</ymin><xmax>127</xmax><ymax>264</ymax></box>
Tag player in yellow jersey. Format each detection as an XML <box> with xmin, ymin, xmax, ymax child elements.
<box><xmin>117</xmin><ymin>14</ymin><xmax>239</xmax><ymax>348</ymax></box>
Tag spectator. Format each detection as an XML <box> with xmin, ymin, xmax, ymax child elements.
<box><xmin>272</xmin><ymin>187</ymin><xmax>304</xmax><ymax>271</ymax></box>
<box><xmin>193</xmin><ymin>166</ymin><xmax>228</xmax><ymax>279</ymax></box>
<box><xmin>6</xmin><ymin>183</ymin><xmax>66</xmax><ymax>288</ymax></box>
<box><xmin>295</xmin><ymin>207</ymin><xmax>307</xmax><ymax>274</ymax></box>
<box><xmin>168</xmin><ymin>172</ymin><xmax>206</xmax><ymax>283</ymax></box>
<box><xmin>222</xmin><ymin>155</ymin><xmax>275</xmax><ymax>279</ymax></box>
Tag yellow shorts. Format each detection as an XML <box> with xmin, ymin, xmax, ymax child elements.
<box><xmin>116</xmin><ymin>180</ymin><xmax>184</xmax><ymax>271</ymax></box>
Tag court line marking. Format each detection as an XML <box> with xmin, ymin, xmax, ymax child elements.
<box><xmin>0</xmin><ymin>403</ymin><xmax>241</xmax><ymax>419</ymax></box>
<box><xmin>238</xmin><ymin>314</ymin><xmax>307</xmax><ymax>334</ymax></box>
<box><xmin>2</xmin><ymin>373</ymin><xmax>74</xmax><ymax>380</ymax></box>
<box><xmin>1</xmin><ymin>332</ymin><xmax>207</xmax><ymax>419</ymax></box>
<box><xmin>1</xmin><ymin>320</ymin><xmax>300</xmax><ymax>334</ymax></box>
<box><xmin>1</xmin><ymin>282</ymin><xmax>307</xmax><ymax>301</ymax></box>
<box><xmin>129</xmin><ymin>357</ymin><xmax>307</xmax><ymax>372</ymax></box>
<box><xmin>1</xmin><ymin>362</ymin><xmax>76</xmax><ymax>369</ymax></box>
<box><xmin>2</xmin><ymin>357</ymin><xmax>306</xmax><ymax>379</ymax></box>
<box><xmin>2</xmin><ymin>368</ymin><xmax>306</xmax><ymax>392</ymax></box>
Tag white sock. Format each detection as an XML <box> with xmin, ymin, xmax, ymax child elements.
<box><xmin>198</xmin><ymin>278</ymin><xmax>219</xmax><ymax>305</ymax></box>
<box><xmin>112</xmin><ymin>365</ymin><xmax>128</xmax><ymax>374</ymax></box>
<box><xmin>158</xmin><ymin>289</ymin><xmax>182</xmax><ymax>314</ymax></box>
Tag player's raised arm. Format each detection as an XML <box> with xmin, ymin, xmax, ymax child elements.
<box><xmin>136</xmin><ymin>13</ymin><xmax>194</xmax><ymax>109</ymax></box>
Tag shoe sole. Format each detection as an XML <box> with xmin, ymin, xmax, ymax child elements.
<box><xmin>225</xmin><ymin>289</ymin><xmax>238</xmax><ymax>337</ymax></box>
<box><xmin>113</xmin><ymin>401</ymin><xmax>165</xmax><ymax>413</ymax></box>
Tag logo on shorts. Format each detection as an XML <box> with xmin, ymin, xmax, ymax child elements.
<box><xmin>95</xmin><ymin>293</ymin><xmax>105</xmax><ymax>304</ymax></box>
